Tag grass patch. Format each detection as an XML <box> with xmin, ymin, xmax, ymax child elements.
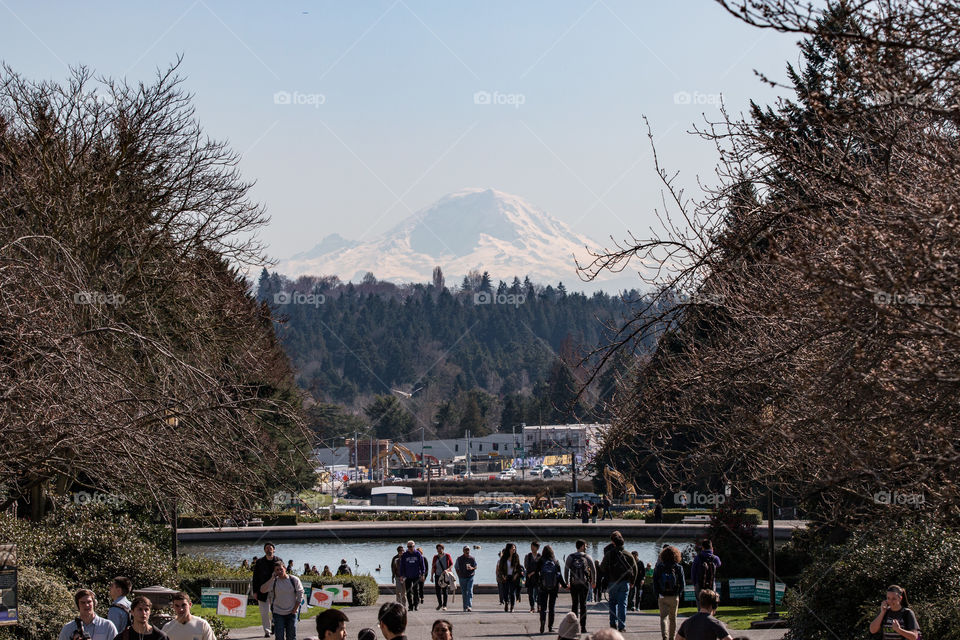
<box><xmin>642</xmin><ymin>605</ymin><xmax>772</xmax><ymax>630</ymax></box>
<box><xmin>190</xmin><ymin>604</ymin><xmax>336</xmax><ymax>630</ymax></box>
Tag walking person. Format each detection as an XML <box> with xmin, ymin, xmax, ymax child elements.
<box><xmin>652</xmin><ymin>545</ymin><xmax>684</xmax><ymax>640</ymax></box>
<box><xmin>417</xmin><ymin>547</ymin><xmax>428</xmax><ymax>606</ymax></box>
<box><xmin>259</xmin><ymin>560</ymin><xmax>304</xmax><ymax>640</ymax></box>
<box><xmin>676</xmin><ymin>589</ymin><xmax>733</xmax><ymax>640</ymax></box>
<box><xmin>691</xmin><ymin>540</ymin><xmax>721</xmax><ymax>603</ymax></box>
<box><xmin>455</xmin><ymin>546</ymin><xmax>477</xmax><ymax>612</ymax></box>
<box><xmin>628</xmin><ymin>552</ymin><xmax>642</xmax><ymax>611</ymax></box>
<box><xmin>496</xmin><ymin>543</ymin><xmax>522</xmax><ymax>612</ymax></box>
<box><xmin>564</xmin><ymin>539</ymin><xmax>595</xmax><ymax>633</ymax></box>
<box><xmin>164</xmin><ymin>592</ymin><xmax>215</xmax><ymax>640</ymax></box>
<box><xmin>57</xmin><ymin>589</ymin><xmax>118</xmax><ymax>640</ymax></box>
<box><xmin>600</xmin><ymin>531</ymin><xmax>637</xmax><ymax>632</ymax></box>
<box><xmin>653</xmin><ymin>500</ymin><xmax>663</xmax><ymax>523</ymax></box>
<box><xmin>400</xmin><ymin>541</ymin><xmax>426</xmax><ymax>611</ymax></box>
<box><xmin>107</xmin><ymin>577</ymin><xmax>133</xmax><ymax>633</ymax></box>
<box><xmin>431</xmin><ymin>619</ymin><xmax>453</xmax><ymax>640</ymax></box>
<box><xmin>431</xmin><ymin>544</ymin><xmax>454</xmax><ymax>611</ymax></box>
<box><xmin>601</xmin><ymin>495</ymin><xmax>612</xmax><ymax>521</ymax></box>
<box><xmin>534</xmin><ymin>545</ymin><xmax>567</xmax><ymax>634</ymax></box>
<box><xmin>116</xmin><ymin>597</ymin><xmax>167</xmax><ymax>640</ymax></box>
<box><xmin>524</xmin><ymin>542</ymin><xmax>542</xmax><ymax>613</ymax></box>
<box><xmin>590</xmin><ymin>502</ymin><xmax>599</xmax><ymax>524</ymax></box>
<box><xmin>391</xmin><ymin>546</ymin><xmax>406</xmax><ymax>605</ymax></box>
<box><xmin>869</xmin><ymin>585</ymin><xmax>920</xmax><ymax>640</ymax></box>
<box><xmin>252</xmin><ymin>542</ymin><xmax>282</xmax><ymax>637</ymax></box>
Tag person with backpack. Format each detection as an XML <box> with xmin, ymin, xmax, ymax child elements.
<box><xmin>259</xmin><ymin>560</ymin><xmax>304</xmax><ymax>640</ymax></box>
<box><xmin>533</xmin><ymin>545</ymin><xmax>567</xmax><ymax>634</ymax></box>
<box><xmin>600</xmin><ymin>531</ymin><xmax>638</xmax><ymax>632</ymax></box>
<box><xmin>524</xmin><ymin>542</ymin><xmax>542</xmax><ymax>613</ymax></box>
<box><xmin>691</xmin><ymin>540</ymin><xmax>722</xmax><ymax>603</ymax></box>
<box><xmin>431</xmin><ymin>544</ymin><xmax>455</xmax><ymax>611</ymax></box>
<box><xmin>869</xmin><ymin>585</ymin><xmax>921</xmax><ymax>640</ymax></box>
<box><xmin>564</xmin><ymin>539</ymin><xmax>595</xmax><ymax>633</ymax></box>
<box><xmin>57</xmin><ymin>589</ymin><xmax>118</xmax><ymax>640</ymax></box>
<box><xmin>653</xmin><ymin>545</ymin><xmax>685</xmax><ymax>640</ymax></box>
<box><xmin>107</xmin><ymin>576</ymin><xmax>132</xmax><ymax>633</ymax></box>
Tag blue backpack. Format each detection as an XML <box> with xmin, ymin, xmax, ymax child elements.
<box><xmin>540</xmin><ymin>560</ymin><xmax>559</xmax><ymax>590</ymax></box>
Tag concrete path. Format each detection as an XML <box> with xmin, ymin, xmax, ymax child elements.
<box><xmin>228</xmin><ymin>593</ymin><xmax>786</xmax><ymax>640</ymax></box>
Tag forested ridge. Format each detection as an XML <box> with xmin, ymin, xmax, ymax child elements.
<box><xmin>256</xmin><ymin>268</ymin><xmax>657</xmax><ymax>439</ymax></box>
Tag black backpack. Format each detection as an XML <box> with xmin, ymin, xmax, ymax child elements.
<box><xmin>659</xmin><ymin>563</ymin><xmax>678</xmax><ymax>596</ymax></box>
<box><xmin>540</xmin><ymin>559</ymin><xmax>560</xmax><ymax>590</ymax></box>
<box><xmin>569</xmin><ymin>553</ymin><xmax>590</xmax><ymax>586</ymax></box>
<box><xmin>698</xmin><ymin>556</ymin><xmax>717</xmax><ymax>590</ymax></box>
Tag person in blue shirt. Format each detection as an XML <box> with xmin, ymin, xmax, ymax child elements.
<box><xmin>108</xmin><ymin>577</ymin><xmax>132</xmax><ymax>632</ymax></box>
<box><xmin>58</xmin><ymin>589</ymin><xmax>118</xmax><ymax>640</ymax></box>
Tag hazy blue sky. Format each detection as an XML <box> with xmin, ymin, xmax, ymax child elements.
<box><xmin>2</xmin><ymin>1</ymin><xmax>801</xmax><ymax>264</ymax></box>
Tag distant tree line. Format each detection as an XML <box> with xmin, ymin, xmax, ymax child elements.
<box><xmin>257</xmin><ymin>268</ymin><xmax>654</xmax><ymax>441</ymax></box>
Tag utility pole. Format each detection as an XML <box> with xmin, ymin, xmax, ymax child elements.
<box><xmin>466</xmin><ymin>429</ymin><xmax>471</xmax><ymax>477</ymax></box>
<box><xmin>353</xmin><ymin>431</ymin><xmax>358</xmax><ymax>486</ymax></box>
<box><xmin>421</xmin><ymin>426</ymin><xmax>425</xmax><ymax>480</ymax></box>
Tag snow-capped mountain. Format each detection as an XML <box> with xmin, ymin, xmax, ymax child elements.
<box><xmin>277</xmin><ymin>188</ymin><xmax>619</xmax><ymax>288</ymax></box>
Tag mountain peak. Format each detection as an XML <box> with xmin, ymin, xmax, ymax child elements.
<box><xmin>277</xmin><ymin>189</ymin><xmax>599</xmax><ymax>286</ymax></box>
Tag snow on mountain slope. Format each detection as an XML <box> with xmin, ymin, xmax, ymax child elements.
<box><xmin>277</xmin><ymin>188</ymin><xmax>624</xmax><ymax>288</ymax></box>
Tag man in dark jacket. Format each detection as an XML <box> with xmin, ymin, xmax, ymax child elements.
<box><xmin>399</xmin><ymin>541</ymin><xmax>426</xmax><ymax>611</ymax></box>
<box><xmin>599</xmin><ymin>531</ymin><xmax>637</xmax><ymax>632</ymax></box>
<box><xmin>251</xmin><ymin>542</ymin><xmax>282</xmax><ymax>637</ymax></box>
<box><xmin>691</xmin><ymin>540</ymin><xmax>722</xmax><ymax>602</ymax></box>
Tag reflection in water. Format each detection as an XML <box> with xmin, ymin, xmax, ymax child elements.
<box><xmin>181</xmin><ymin>537</ymin><xmax>690</xmax><ymax>584</ymax></box>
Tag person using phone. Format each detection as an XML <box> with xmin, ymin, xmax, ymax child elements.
<box><xmin>869</xmin><ymin>585</ymin><xmax>920</xmax><ymax>640</ymax></box>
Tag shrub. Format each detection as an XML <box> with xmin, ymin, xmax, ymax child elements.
<box><xmin>303</xmin><ymin>574</ymin><xmax>378</xmax><ymax>606</ymax></box>
<box><xmin>0</xmin><ymin>565</ymin><xmax>75</xmax><ymax>640</ymax></box>
<box><xmin>784</xmin><ymin>518</ymin><xmax>960</xmax><ymax>640</ymax></box>
<box><xmin>176</xmin><ymin>554</ymin><xmax>251</xmax><ymax>602</ymax></box>
<box><xmin>0</xmin><ymin>506</ymin><xmax>175</xmax><ymax>603</ymax></box>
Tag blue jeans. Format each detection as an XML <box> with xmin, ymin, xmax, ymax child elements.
<box><xmin>608</xmin><ymin>580</ymin><xmax>630</xmax><ymax>630</ymax></box>
<box><xmin>460</xmin><ymin>576</ymin><xmax>474</xmax><ymax>610</ymax></box>
<box><xmin>273</xmin><ymin>612</ymin><xmax>297</xmax><ymax>640</ymax></box>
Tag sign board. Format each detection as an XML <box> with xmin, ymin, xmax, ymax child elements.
<box><xmin>683</xmin><ymin>584</ymin><xmax>696</xmax><ymax>602</ymax></box>
<box><xmin>753</xmin><ymin>580</ymin><xmax>785</xmax><ymax>605</ymax></box>
<box><xmin>728</xmin><ymin>578</ymin><xmax>755</xmax><ymax>599</ymax></box>
<box><xmin>309</xmin><ymin>588</ymin><xmax>333</xmax><ymax>607</ymax></box>
<box><xmin>0</xmin><ymin>545</ymin><xmax>16</xmax><ymax>626</ymax></box>
<box><xmin>216</xmin><ymin>593</ymin><xmax>247</xmax><ymax>618</ymax></box>
<box><xmin>201</xmin><ymin>587</ymin><xmax>229</xmax><ymax>608</ymax></box>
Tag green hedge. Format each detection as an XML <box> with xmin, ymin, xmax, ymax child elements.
<box><xmin>348</xmin><ymin>479</ymin><xmax>576</xmax><ymax>498</ymax></box>
<box><xmin>784</xmin><ymin>518</ymin><xmax>960</xmax><ymax>640</ymax></box>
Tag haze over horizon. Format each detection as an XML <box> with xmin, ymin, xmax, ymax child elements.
<box><xmin>1</xmin><ymin>0</ymin><xmax>800</xmax><ymax>281</ymax></box>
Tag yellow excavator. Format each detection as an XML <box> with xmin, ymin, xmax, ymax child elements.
<box><xmin>373</xmin><ymin>443</ymin><xmax>419</xmax><ymax>471</ymax></box>
<box><xmin>603</xmin><ymin>466</ymin><xmax>648</xmax><ymax>506</ymax></box>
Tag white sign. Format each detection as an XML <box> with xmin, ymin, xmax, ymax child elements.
<box><xmin>309</xmin><ymin>588</ymin><xmax>334</xmax><ymax>608</ymax></box>
<box><xmin>216</xmin><ymin>593</ymin><xmax>247</xmax><ymax>618</ymax></box>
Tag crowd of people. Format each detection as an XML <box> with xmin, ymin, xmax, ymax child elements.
<box><xmin>58</xmin><ymin>537</ymin><xmax>920</xmax><ymax>640</ymax></box>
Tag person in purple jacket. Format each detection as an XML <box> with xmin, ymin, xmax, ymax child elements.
<box><xmin>691</xmin><ymin>540</ymin><xmax>722</xmax><ymax>602</ymax></box>
<box><xmin>399</xmin><ymin>541</ymin><xmax>426</xmax><ymax>611</ymax></box>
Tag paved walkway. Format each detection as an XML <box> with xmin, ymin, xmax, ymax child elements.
<box><xmin>229</xmin><ymin>593</ymin><xmax>787</xmax><ymax>640</ymax></box>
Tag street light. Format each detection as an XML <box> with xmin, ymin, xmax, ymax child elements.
<box><xmin>164</xmin><ymin>409</ymin><xmax>180</xmax><ymax>571</ymax></box>
<box><xmin>762</xmin><ymin>400</ymin><xmax>779</xmax><ymax>621</ymax></box>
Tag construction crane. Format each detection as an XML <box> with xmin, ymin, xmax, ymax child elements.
<box><xmin>604</xmin><ymin>466</ymin><xmax>645</xmax><ymax>504</ymax></box>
